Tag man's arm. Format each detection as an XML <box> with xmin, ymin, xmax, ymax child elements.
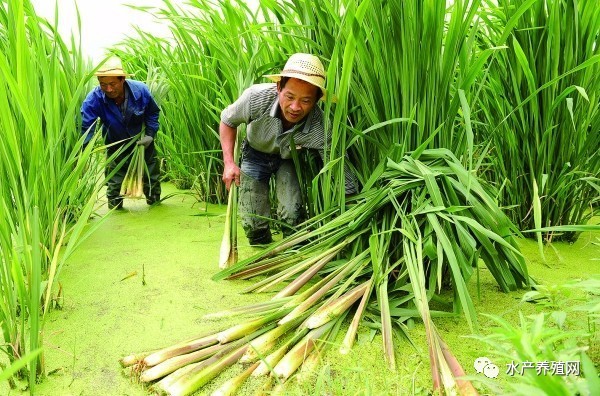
<box><xmin>219</xmin><ymin>86</ymin><xmax>258</xmax><ymax>190</ymax></box>
<box><xmin>144</xmin><ymin>93</ymin><xmax>160</xmax><ymax>138</ymax></box>
<box><xmin>220</xmin><ymin>121</ymin><xmax>240</xmax><ymax>190</ymax></box>
<box><xmin>81</xmin><ymin>94</ymin><xmax>100</xmax><ymax>144</ymax></box>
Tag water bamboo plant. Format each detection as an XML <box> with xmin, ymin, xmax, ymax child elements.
<box><xmin>219</xmin><ymin>184</ymin><xmax>239</xmax><ymax>269</ymax></box>
<box><xmin>114</xmin><ymin>0</ymin><xmax>599</xmax><ymax>233</ymax></box>
<box><xmin>123</xmin><ymin>149</ymin><xmax>530</xmax><ymax>395</ymax></box>
<box><xmin>120</xmin><ymin>143</ymin><xmax>147</xmax><ymax>199</ymax></box>
<box><xmin>115</xmin><ymin>0</ymin><xmax>287</xmax><ymax>204</ymax></box>
<box><xmin>472</xmin><ymin>278</ymin><xmax>600</xmax><ymax>395</ymax></box>
<box><xmin>107</xmin><ymin>0</ymin><xmax>600</xmax><ymax>394</ymax></box>
<box><xmin>475</xmin><ymin>0</ymin><xmax>600</xmax><ymax>241</ymax></box>
<box><xmin>219</xmin><ymin>126</ymin><xmax>242</xmax><ymax>269</ymax></box>
<box><xmin>0</xmin><ymin>0</ymin><xmax>113</xmax><ymax>390</ymax></box>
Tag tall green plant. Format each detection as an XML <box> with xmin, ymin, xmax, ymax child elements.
<box><xmin>0</xmin><ymin>0</ymin><xmax>109</xmax><ymax>389</ymax></box>
<box><xmin>124</xmin><ymin>149</ymin><xmax>530</xmax><ymax>395</ymax></box>
<box><xmin>473</xmin><ymin>278</ymin><xmax>600</xmax><ymax>395</ymax></box>
<box><xmin>116</xmin><ymin>2</ymin><xmax>537</xmax><ymax>394</ymax></box>
<box><xmin>477</xmin><ymin>0</ymin><xmax>600</xmax><ymax>241</ymax></box>
<box><xmin>116</xmin><ymin>0</ymin><xmax>310</xmax><ymax>203</ymax></box>
<box><xmin>303</xmin><ymin>0</ymin><xmax>504</xmax><ymax>211</ymax></box>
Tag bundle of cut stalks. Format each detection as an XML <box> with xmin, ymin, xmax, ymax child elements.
<box><xmin>219</xmin><ymin>184</ymin><xmax>238</xmax><ymax>269</ymax></box>
<box><xmin>123</xmin><ymin>149</ymin><xmax>529</xmax><ymax>395</ymax></box>
<box><xmin>219</xmin><ymin>129</ymin><xmax>241</xmax><ymax>269</ymax></box>
<box><xmin>120</xmin><ymin>144</ymin><xmax>146</xmax><ymax>198</ymax></box>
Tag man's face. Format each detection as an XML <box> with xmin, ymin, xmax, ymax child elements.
<box><xmin>277</xmin><ymin>78</ymin><xmax>319</xmax><ymax>125</ymax></box>
<box><xmin>98</xmin><ymin>76</ymin><xmax>125</xmax><ymax>100</ymax></box>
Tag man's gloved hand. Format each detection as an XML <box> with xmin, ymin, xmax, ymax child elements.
<box><xmin>137</xmin><ymin>135</ymin><xmax>154</xmax><ymax>148</ymax></box>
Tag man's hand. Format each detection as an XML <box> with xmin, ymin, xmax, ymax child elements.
<box><xmin>222</xmin><ymin>163</ymin><xmax>241</xmax><ymax>191</ymax></box>
<box><xmin>137</xmin><ymin>135</ymin><xmax>154</xmax><ymax>148</ymax></box>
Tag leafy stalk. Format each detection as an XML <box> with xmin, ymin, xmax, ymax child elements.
<box><xmin>219</xmin><ymin>184</ymin><xmax>238</xmax><ymax>268</ymax></box>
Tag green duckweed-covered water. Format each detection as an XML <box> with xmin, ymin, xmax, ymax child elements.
<box><xmin>6</xmin><ymin>184</ymin><xmax>598</xmax><ymax>395</ymax></box>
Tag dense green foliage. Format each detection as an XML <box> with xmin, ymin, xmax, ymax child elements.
<box><xmin>0</xmin><ymin>0</ymin><xmax>107</xmax><ymax>390</ymax></box>
<box><xmin>477</xmin><ymin>0</ymin><xmax>600</xmax><ymax>241</ymax></box>
<box><xmin>117</xmin><ymin>0</ymin><xmax>599</xmax><ymax>236</ymax></box>
<box><xmin>1</xmin><ymin>0</ymin><xmax>599</xmax><ymax>394</ymax></box>
<box><xmin>112</xmin><ymin>1</ymin><xmax>598</xmax><ymax>394</ymax></box>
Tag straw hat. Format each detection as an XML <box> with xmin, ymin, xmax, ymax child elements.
<box><xmin>264</xmin><ymin>53</ymin><xmax>327</xmax><ymax>99</ymax></box>
<box><xmin>94</xmin><ymin>56</ymin><xmax>134</xmax><ymax>77</ymax></box>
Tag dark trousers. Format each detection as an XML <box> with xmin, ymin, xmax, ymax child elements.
<box><xmin>106</xmin><ymin>143</ymin><xmax>161</xmax><ymax>201</ymax></box>
<box><xmin>239</xmin><ymin>142</ymin><xmax>304</xmax><ymax>244</ymax></box>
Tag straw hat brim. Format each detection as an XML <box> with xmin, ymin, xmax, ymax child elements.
<box><xmin>95</xmin><ymin>69</ymin><xmax>135</xmax><ymax>77</ymax></box>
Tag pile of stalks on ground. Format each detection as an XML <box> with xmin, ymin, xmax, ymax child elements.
<box><xmin>121</xmin><ymin>149</ymin><xmax>530</xmax><ymax>396</ymax></box>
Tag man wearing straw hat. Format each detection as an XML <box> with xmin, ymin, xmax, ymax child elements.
<box><xmin>220</xmin><ymin>53</ymin><xmax>356</xmax><ymax>245</ymax></box>
<box><xmin>81</xmin><ymin>56</ymin><xmax>161</xmax><ymax>210</ymax></box>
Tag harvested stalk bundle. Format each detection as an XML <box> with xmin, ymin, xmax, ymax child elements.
<box><xmin>120</xmin><ymin>144</ymin><xmax>146</xmax><ymax>198</ymax></box>
<box><xmin>140</xmin><ymin>343</ymin><xmax>223</xmax><ymax>382</ymax></box>
<box><xmin>124</xmin><ymin>149</ymin><xmax>529</xmax><ymax>395</ymax></box>
<box><xmin>144</xmin><ymin>334</ymin><xmax>219</xmax><ymax>367</ymax></box>
<box><xmin>219</xmin><ymin>184</ymin><xmax>238</xmax><ymax>268</ymax></box>
<box><xmin>219</xmin><ymin>122</ymin><xmax>241</xmax><ymax>268</ymax></box>
<box><xmin>210</xmin><ymin>361</ymin><xmax>259</xmax><ymax>396</ymax></box>
<box><xmin>120</xmin><ymin>349</ymin><xmax>160</xmax><ymax>368</ymax></box>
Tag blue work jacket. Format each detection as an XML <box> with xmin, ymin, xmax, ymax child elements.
<box><xmin>81</xmin><ymin>79</ymin><xmax>160</xmax><ymax>145</ymax></box>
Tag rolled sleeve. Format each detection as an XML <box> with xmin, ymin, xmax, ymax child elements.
<box><xmin>220</xmin><ymin>87</ymin><xmax>253</xmax><ymax>128</ymax></box>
